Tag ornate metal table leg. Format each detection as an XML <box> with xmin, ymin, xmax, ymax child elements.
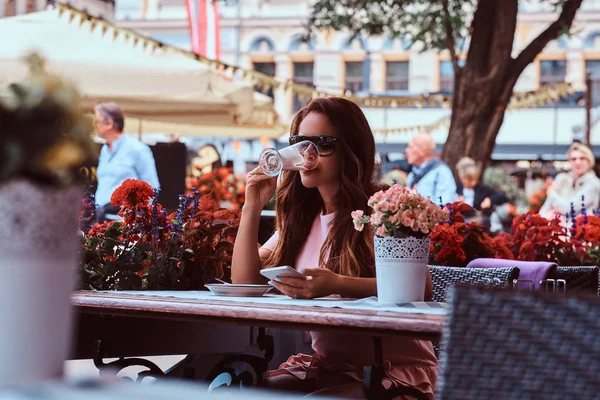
<box><xmin>93</xmin><ymin>339</ymin><xmax>165</xmax><ymax>379</ymax></box>
<box><xmin>93</xmin><ymin>339</ymin><xmax>196</xmax><ymax>381</ymax></box>
<box><xmin>206</xmin><ymin>327</ymin><xmax>274</xmax><ymax>391</ymax></box>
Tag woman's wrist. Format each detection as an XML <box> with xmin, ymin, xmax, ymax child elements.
<box><xmin>242</xmin><ymin>204</ymin><xmax>264</xmax><ymax>215</ymax></box>
<box><xmin>332</xmin><ymin>273</ymin><xmax>346</xmax><ymax>296</ymax></box>
<box><xmin>332</xmin><ymin>275</ymin><xmax>377</xmax><ymax>299</ymax></box>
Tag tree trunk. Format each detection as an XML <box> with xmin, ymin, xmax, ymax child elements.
<box><xmin>441</xmin><ymin>0</ymin><xmax>518</xmax><ymax>176</ymax></box>
<box><xmin>443</xmin><ymin>67</ymin><xmax>518</xmax><ymax>176</ymax></box>
<box><xmin>441</xmin><ymin>0</ymin><xmax>584</xmax><ymax>177</ymax></box>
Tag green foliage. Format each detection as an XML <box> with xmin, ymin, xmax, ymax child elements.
<box><xmin>77</xmin><ymin>180</ymin><xmax>242</xmax><ymax>291</ymax></box>
<box><xmin>483</xmin><ymin>167</ymin><xmax>527</xmax><ymax>209</ymax></box>
<box><xmin>0</xmin><ymin>54</ymin><xmax>96</xmax><ymax>186</ymax></box>
<box><xmin>309</xmin><ymin>1</ymin><xmax>576</xmax><ymax>54</ymax></box>
<box><xmin>309</xmin><ymin>0</ymin><xmax>474</xmax><ymax>52</ymax></box>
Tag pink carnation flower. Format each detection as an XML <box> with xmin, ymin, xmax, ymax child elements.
<box><xmin>351</xmin><ymin>210</ymin><xmax>364</xmax><ymax>219</ymax></box>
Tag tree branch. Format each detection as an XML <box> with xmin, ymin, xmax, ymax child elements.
<box><xmin>442</xmin><ymin>0</ymin><xmax>460</xmax><ymax>79</ymax></box>
<box><xmin>512</xmin><ymin>0</ymin><xmax>583</xmax><ymax>78</ymax></box>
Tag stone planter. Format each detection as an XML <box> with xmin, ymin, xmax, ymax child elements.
<box><xmin>374</xmin><ymin>236</ymin><xmax>430</xmax><ymax>304</ymax></box>
<box><xmin>0</xmin><ymin>180</ymin><xmax>82</xmax><ymax>385</ymax></box>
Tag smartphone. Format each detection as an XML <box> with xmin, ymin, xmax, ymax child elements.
<box><xmin>260</xmin><ymin>265</ymin><xmax>305</xmax><ymax>280</ymax></box>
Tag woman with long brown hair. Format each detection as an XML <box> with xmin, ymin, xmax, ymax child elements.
<box><xmin>232</xmin><ymin>97</ymin><xmax>437</xmax><ymax>398</ymax></box>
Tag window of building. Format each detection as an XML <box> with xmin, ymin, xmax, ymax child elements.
<box><xmin>292</xmin><ymin>62</ymin><xmax>314</xmax><ymax>113</ymax></box>
<box><xmin>249</xmin><ymin>36</ymin><xmax>275</xmax><ymax>52</ymax></box>
<box><xmin>344</xmin><ymin>62</ymin><xmax>364</xmax><ymax>94</ymax></box>
<box><xmin>342</xmin><ymin>37</ymin><xmax>367</xmax><ymax>51</ymax></box>
<box><xmin>439</xmin><ymin>60</ymin><xmax>466</xmax><ymax>92</ymax></box>
<box><xmin>289</xmin><ymin>35</ymin><xmax>315</xmax><ymax>52</ymax></box>
<box><xmin>253</xmin><ymin>62</ymin><xmax>276</xmax><ymax>99</ymax></box>
<box><xmin>385</xmin><ymin>61</ymin><xmax>409</xmax><ymax>91</ymax></box>
<box><xmin>539</xmin><ymin>60</ymin><xmax>566</xmax><ymax>86</ymax></box>
<box><xmin>586</xmin><ymin>60</ymin><xmax>600</xmax><ymax>106</ymax></box>
<box><xmin>439</xmin><ymin>61</ymin><xmax>456</xmax><ymax>92</ymax></box>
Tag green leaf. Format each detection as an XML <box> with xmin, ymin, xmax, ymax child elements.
<box><xmin>136</xmin><ymin>241</ymin><xmax>153</xmax><ymax>252</ymax></box>
<box><xmin>309</xmin><ymin>0</ymin><xmax>474</xmax><ymax>53</ymax></box>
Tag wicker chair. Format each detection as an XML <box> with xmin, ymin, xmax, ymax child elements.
<box><xmin>428</xmin><ymin>265</ymin><xmax>520</xmax><ymax>302</ymax></box>
<box><xmin>437</xmin><ymin>286</ymin><xmax>600</xmax><ymax>400</ymax></box>
<box><xmin>428</xmin><ymin>265</ymin><xmax>520</xmax><ymax>358</ymax></box>
<box><xmin>547</xmin><ymin>265</ymin><xmax>599</xmax><ymax>295</ymax></box>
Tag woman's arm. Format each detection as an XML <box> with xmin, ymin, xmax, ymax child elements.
<box><xmin>274</xmin><ymin>268</ymin><xmax>434</xmax><ymax>300</ymax></box>
<box><xmin>231</xmin><ymin>168</ymin><xmax>277</xmax><ymax>284</ymax></box>
<box><xmin>231</xmin><ymin>205</ymin><xmax>266</xmax><ymax>284</ymax></box>
<box><xmin>334</xmin><ymin>276</ymin><xmax>377</xmax><ymax>298</ymax></box>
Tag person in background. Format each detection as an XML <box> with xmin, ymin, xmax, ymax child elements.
<box><xmin>539</xmin><ymin>142</ymin><xmax>600</xmax><ymax>222</ymax></box>
<box><xmin>405</xmin><ymin>133</ymin><xmax>456</xmax><ymax>204</ymax></box>
<box><xmin>232</xmin><ymin>98</ymin><xmax>437</xmax><ymax>398</ymax></box>
<box><xmin>94</xmin><ymin>102</ymin><xmax>160</xmax><ymax>223</ymax></box>
<box><xmin>455</xmin><ymin>157</ymin><xmax>508</xmax><ymax>210</ymax></box>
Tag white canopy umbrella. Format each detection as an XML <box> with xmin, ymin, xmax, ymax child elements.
<box><xmin>0</xmin><ymin>9</ymin><xmax>273</xmax><ymax>132</ymax></box>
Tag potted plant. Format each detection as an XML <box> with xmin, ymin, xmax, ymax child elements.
<box><xmin>429</xmin><ymin>202</ymin><xmax>513</xmax><ymax>266</ymax></box>
<box><xmin>0</xmin><ymin>55</ymin><xmax>96</xmax><ymax>384</ymax></box>
<box><xmin>352</xmin><ymin>184</ymin><xmax>448</xmax><ymax>303</ymax></box>
<box><xmin>186</xmin><ymin>166</ymin><xmax>246</xmax><ymax>210</ymax></box>
<box><xmin>79</xmin><ymin>179</ymin><xmax>241</xmax><ymax>291</ymax></box>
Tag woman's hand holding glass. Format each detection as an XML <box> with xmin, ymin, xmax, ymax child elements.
<box><xmin>244</xmin><ymin>167</ymin><xmax>277</xmax><ymax>210</ymax></box>
<box><xmin>269</xmin><ymin>267</ymin><xmax>342</xmax><ymax>299</ymax></box>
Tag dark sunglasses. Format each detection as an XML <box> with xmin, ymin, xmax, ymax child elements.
<box><xmin>289</xmin><ymin>135</ymin><xmax>338</xmax><ymax>156</ymax></box>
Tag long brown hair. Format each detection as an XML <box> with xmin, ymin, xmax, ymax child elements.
<box><xmin>264</xmin><ymin>97</ymin><xmax>379</xmax><ymax>277</ymax></box>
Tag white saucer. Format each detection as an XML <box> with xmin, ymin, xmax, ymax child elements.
<box><xmin>204</xmin><ymin>284</ymin><xmax>273</xmax><ymax>297</ymax></box>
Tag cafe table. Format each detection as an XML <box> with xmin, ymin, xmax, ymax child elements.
<box><xmin>71</xmin><ymin>291</ymin><xmax>447</xmax><ymax>399</ymax></box>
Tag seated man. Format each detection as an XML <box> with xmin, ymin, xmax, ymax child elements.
<box><xmin>405</xmin><ymin>133</ymin><xmax>456</xmax><ymax>205</ymax></box>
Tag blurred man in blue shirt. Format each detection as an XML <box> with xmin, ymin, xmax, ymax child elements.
<box><xmin>405</xmin><ymin>133</ymin><xmax>456</xmax><ymax>205</ymax></box>
<box><xmin>94</xmin><ymin>102</ymin><xmax>160</xmax><ymax>222</ymax></box>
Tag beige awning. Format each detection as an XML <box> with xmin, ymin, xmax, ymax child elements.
<box><xmin>125</xmin><ymin>118</ymin><xmax>285</xmax><ymax>139</ymax></box>
<box><xmin>0</xmin><ymin>9</ymin><xmax>275</xmax><ymax>132</ymax></box>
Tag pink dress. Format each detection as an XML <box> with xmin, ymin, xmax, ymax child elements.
<box><xmin>261</xmin><ymin>213</ymin><xmax>437</xmax><ymax>397</ymax></box>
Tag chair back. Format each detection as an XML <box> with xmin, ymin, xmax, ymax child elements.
<box><xmin>548</xmin><ymin>266</ymin><xmax>599</xmax><ymax>295</ymax></box>
<box><xmin>437</xmin><ymin>286</ymin><xmax>600</xmax><ymax>399</ymax></box>
<box><xmin>428</xmin><ymin>265</ymin><xmax>520</xmax><ymax>302</ymax></box>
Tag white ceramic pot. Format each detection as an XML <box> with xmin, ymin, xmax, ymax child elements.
<box><xmin>0</xmin><ymin>180</ymin><xmax>81</xmax><ymax>385</ymax></box>
<box><xmin>374</xmin><ymin>236</ymin><xmax>430</xmax><ymax>304</ymax></box>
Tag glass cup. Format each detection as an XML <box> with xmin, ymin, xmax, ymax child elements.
<box><xmin>258</xmin><ymin>140</ymin><xmax>320</xmax><ymax>177</ymax></box>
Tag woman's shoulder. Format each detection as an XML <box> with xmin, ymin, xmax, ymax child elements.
<box><xmin>583</xmin><ymin>171</ymin><xmax>600</xmax><ymax>187</ymax></box>
<box><xmin>554</xmin><ymin>172</ymin><xmax>570</xmax><ymax>182</ymax></box>
<box><xmin>584</xmin><ymin>170</ymin><xmax>600</xmax><ymax>179</ymax></box>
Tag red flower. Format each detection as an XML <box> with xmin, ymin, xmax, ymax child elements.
<box><xmin>110</xmin><ymin>179</ymin><xmax>154</xmax><ymax>208</ymax></box>
<box><xmin>186</xmin><ymin>167</ymin><xmax>246</xmax><ymax>210</ymax></box>
<box><xmin>574</xmin><ymin>215</ymin><xmax>600</xmax><ymax>243</ymax></box>
<box><xmin>80</xmin><ymin>178</ymin><xmax>242</xmax><ymax>291</ymax></box>
<box><xmin>88</xmin><ymin>221</ymin><xmax>112</xmax><ymax>237</ymax></box>
<box><xmin>493</xmin><ymin>233</ymin><xmax>514</xmax><ymax>260</ymax></box>
<box><xmin>430</xmin><ymin>200</ymin><xmax>500</xmax><ymax>266</ymax></box>
<box><xmin>446</xmin><ymin>202</ymin><xmax>475</xmax><ymax>223</ymax></box>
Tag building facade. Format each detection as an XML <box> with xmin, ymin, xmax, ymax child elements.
<box><xmin>117</xmin><ymin>0</ymin><xmax>600</xmax><ymax>160</ymax></box>
<box><xmin>1</xmin><ymin>0</ymin><xmax>114</xmax><ymax>19</ymax></box>
<box><xmin>1</xmin><ymin>0</ymin><xmax>49</xmax><ymax>17</ymax></box>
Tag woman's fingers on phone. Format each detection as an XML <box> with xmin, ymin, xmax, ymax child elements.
<box><xmin>270</xmin><ymin>280</ymin><xmax>308</xmax><ymax>299</ymax></box>
<box><xmin>273</xmin><ymin>276</ymin><xmax>306</xmax><ymax>288</ymax></box>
